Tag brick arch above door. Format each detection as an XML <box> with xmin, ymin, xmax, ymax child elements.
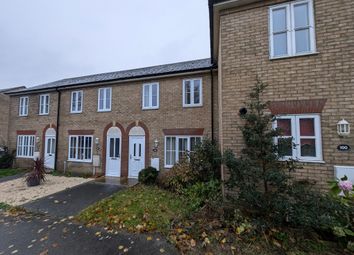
<box><xmin>41</xmin><ymin>124</ymin><xmax>57</xmax><ymax>159</ymax></box>
<box><xmin>102</xmin><ymin>122</ymin><xmax>126</xmax><ymax>177</ymax></box>
<box><xmin>126</xmin><ymin>121</ymin><xmax>150</xmax><ymax>170</ymax></box>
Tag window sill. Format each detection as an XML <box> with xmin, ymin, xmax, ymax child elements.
<box><xmin>97</xmin><ymin>110</ymin><xmax>111</xmax><ymax>113</ymax></box>
<box><xmin>142</xmin><ymin>107</ymin><xmax>159</xmax><ymax>111</ymax></box>
<box><xmin>16</xmin><ymin>156</ymin><xmax>34</xmax><ymax>159</ymax></box>
<box><xmin>183</xmin><ymin>104</ymin><xmax>203</xmax><ymax>108</ymax></box>
<box><xmin>270</xmin><ymin>52</ymin><xmax>319</xmax><ymax>61</ymax></box>
<box><xmin>67</xmin><ymin>160</ymin><xmax>93</xmax><ymax>163</ymax></box>
<box><xmin>19</xmin><ymin>115</ymin><xmax>28</xmax><ymax>117</ymax></box>
<box><xmin>39</xmin><ymin>113</ymin><xmax>49</xmax><ymax>116</ymax></box>
<box><xmin>70</xmin><ymin>111</ymin><xmax>82</xmax><ymax>114</ymax></box>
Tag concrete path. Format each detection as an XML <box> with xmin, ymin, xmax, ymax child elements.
<box><xmin>0</xmin><ymin>211</ymin><xmax>177</xmax><ymax>255</ymax></box>
<box><xmin>22</xmin><ymin>181</ymin><xmax>123</xmax><ymax>217</ymax></box>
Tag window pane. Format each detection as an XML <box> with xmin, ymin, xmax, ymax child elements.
<box><xmin>278</xmin><ymin>138</ymin><xmax>293</xmax><ymax>157</ymax></box>
<box><xmin>272</xmin><ymin>8</ymin><xmax>287</xmax><ymax>32</ymax></box>
<box><xmin>273</xmin><ymin>33</ymin><xmax>288</xmax><ymax>56</ymax></box>
<box><xmin>152</xmin><ymin>84</ymin><xmax>158</xmax><ymax>107</ymax></box>
<box><xmin>295</xmin><ymin>29</ymin><xmax>310</xmax><ymax>53</ymax></box>
<box><xmin>166</xmin><ymin>137</ymin><xmax>176</xmax><ymax>166</ymax></box>
<box><xmin>300</xmin><ymin>139</ymin><xmax>316</xmax><ymax>157</ymax></box>
<box><xmin>190</xmin><ymin>137</ymin><xmax>201</xmax><ymax>152</ymax></box>
<box><xmin>178</xmin><ymin>138</ymin><xmax>188</xmax><ymax>161</ymax></box>
<box><xmin>294</xmin><ymin>3</ymin><xmax>309</xmax><ymax>28</ymax></box>
<box><xmin>105</xmin><ymin>89</ymin><xmax>111</xmax><ymax>109</ymax></box>
<box><xmin>193</xmin><ymin>81</ymin><xmax>200</xmax><ymax>104</ymax></box>
<box><xmin>115</xmin><ymin>138</ymin><xmax>120</xmax><ymax>157</ymax></box>
<box><xmin>277</xmin><ymin>119</ymin><xmax>292</xmax><ymax>136</ymax></box>
<box><xmin>144</xmin><ymin>85</ymin><xmax>150</xmax><ymax>107</ymax></box>
<box><xmin>185</xmin><ymin>81</ymin><xmax>191</xmax><ymax>104</ymax></box>
<box><xmin>99</xmin><ymin>89</ymin><xmax>104</xmax><ymax>110</ymax></box>
<box><xmin>300</xmin><ymin>118</ymin><xmax>315</xmax><ymax>136</ymax></box>
<box><xmin>51</xmin><ymin>139</ymin><xmax>56</xmax><ymax>154</ymax></box>
<box><xmin>109</xmin><ymin>138</ymin><xmax>114</xmax><ymax>157</ymax></box>
<box><xmin>72</xmin><ymin>93</ymin><xmax>77</xmax><ymax>111</ymax></box>
<box><xmin>77</xmin><ymin>92</ymin><xmax>82</xmax><ymax>111</ymax></box>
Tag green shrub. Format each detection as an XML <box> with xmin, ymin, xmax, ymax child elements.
<box><xmin>157</xmin><ymin>160</ymin><xmax>197</xmax><ymax>194</ymax></box>
<box><xmin>224</xmin><ymin>80</ymin><xmax>354</xmax><ymax>245</ymax></box>
<box><xmin>182</xmin><ymin>179</ymin><xmax>221</xmax><ymax>211</ymax></box>
<box><xmin>0</xmin><ymin>149</ymin><xmax>15</xmax><ymax>169</ymax></box>
<box><xmin>138</xmin><ymin>167</ymin><xmax>158</xmax><ymax>185</ymax></box>
<box><xmin>189</xmin><ymin>138</ymin><xmax>222</xmax><ymax>182</ymax></box>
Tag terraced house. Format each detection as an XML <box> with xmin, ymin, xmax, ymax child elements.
<box><xmin>4</xmin><ymin>0</ymin><xmax>354</xmax><ymax>189</ymax></box>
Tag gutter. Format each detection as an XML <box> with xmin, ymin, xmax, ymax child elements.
<box><xmin>54</xmin><ymin>88</ymin><xmax>61</xmax><ymax>172</ymax></box>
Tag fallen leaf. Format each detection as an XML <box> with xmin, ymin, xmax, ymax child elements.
<box><xmin>160</xmin><ymin>248</ymin><xmax>165</xmax><ymax>253</ymax></box>
<box><xmin>190</xmin><ymin>239</ymin><xmax>196</xmax><ymax>247</ymax></box>
<box><xmin>118</xmin><ymin>245</ymin><xmax>124</xmax><ymax>250</ymax></box>
<box><xmin>147</xmin><ymin>236</ymin><xmax>153</xmax><ymax>241</ymax></box>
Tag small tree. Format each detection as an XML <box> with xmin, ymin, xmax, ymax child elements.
<box><xmin>224</xmin><ymin>79</ymin><xmax>296</xmax><ymax>217</ymax></box>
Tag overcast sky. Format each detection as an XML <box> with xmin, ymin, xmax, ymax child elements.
<box><xmin>0</xmin><ymin>0</ymin><xmax>210</xmax><ymax>89</ymax></box>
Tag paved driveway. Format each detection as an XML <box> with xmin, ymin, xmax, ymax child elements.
<box><xmin>0</xmin><ymin>179</ymin><xmax>178</xmax><ymax>255</ymax></box>
<box><xmin>22</xmin><ymin>181</ymin><xmax>123</xmax><ymax>217</ymax></box>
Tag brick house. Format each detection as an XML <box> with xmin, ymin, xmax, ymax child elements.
<box><xmin>4</xmin><ymin>0</ymin><xmax>354</xmax><ymax>187</ymax></box>
<box><xmin>6</xmin><ymin>60</ymin><xmax>218</xmax><ymax>178</ymax></box>
<box><xmin>210</xmin><ymin>0</ymin><xmax>354</xmax><ymax>188</ymax></box>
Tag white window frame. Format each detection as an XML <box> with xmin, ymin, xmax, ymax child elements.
<box><xmin>16</xmin><ymin>135</ymin><xmax>35</xmax><ymax>158</ymax></box>
<box><xmin>71</xmin><ymin>91</ymin><xmax>83</xmax><ymax>113</ymax></box>
<box><xmin>142</xmin><ymin>82</ymin><xmax>159</xmax><ymax>110</ymax></box>
<box><xmin>19</xmin><ymin>96</ymin><xmax>29</xmax><ymax>116</ymax></box>
<box><xmin>269</xmin><ymin>0</ymin><xmax>316</xmax><ymax>59</ymax></box>
<box><xmin>273</xmin><ymin>114</ymin><xmax>323</xmax><ymax>162</ymax></box>
<box><xmin>68</xmin><ymin>135</ymin><xmax>93</xmax><ymax>163</ymax></box>
<box><xmin>164</xmin><ymin>136</ymin><xmax>202</xmax><ymax>168</ymax></box>
<box><xmin>97</xmin><ymin>87</ymin><xmax>112</xmax><ymax>112</ymax></box>
<box><xmin>39</xmin><ymin>94</ymin><xmax>50</xmax><ymax>115</ymax></box>
<box><xmin>183</xmin><ymin>78</ymin><xmax>203</xmax><ymax>107</ymax></box>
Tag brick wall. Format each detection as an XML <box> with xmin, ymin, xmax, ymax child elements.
<box><xmin>8</xmin><ymin>93</ymin><xmax>58</xmax><ymax>168</ymax></box>
<box><xmin>218</xmin><ymin>0</ymin><xmax>354</xmax><ymax>189</ymax></box>
<box><xmin>0</xmin><ymin>93</ymin><xmax>10</xmax><ymax>146</ymax></box>
<box><xmin>8</xmin><ymin>72</ymin><xmax>216</xmax><ymax>175</ymax></box>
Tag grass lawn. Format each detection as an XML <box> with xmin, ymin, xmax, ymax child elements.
<box><xmin>0</xmin><ymin>202</ymin><xmax>11</xmax><ymax>210</ymax></box>
<box><xmin>0</xmin><ymin>168</ymin><xmax>27</xmax><ymax>179</ymax></box>
<box><xmin>77</xmin><ymin>185</ymin><xmax>193</xmax><ymax>234</ymax></box>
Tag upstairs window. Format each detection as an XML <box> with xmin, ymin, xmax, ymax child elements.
<box><xmin>19</xmin><ymin>96</ymin><xmax>29</xmax><ymax>116</ymax></box>
<box><xmin>98</xmin><ymin>87</ymin><xmax>112</xmax><ymax>112</ymax></box>
<box><xmin>183</xmin><ymin>78</ymin><xmax>203</xmax><ymax>107</ymax></box>
<box><xmin>17</xmin><ymin>135</ymin><xmax>35</xmax><ymax>158</ymax></box>
<box><xmin>269</xmin><ymin>0</ymin><xmax>316</xmax><ymax>59</ymax></box>
<box><xmin>39</xmin><ymin>94</ymin><xmax>50</xmax><ymax>115</ymax></box>
<box><xmin>274</xmin><ymin>114</ymin><xmax>323</xmax><ymax>162</ymax></box>
<box><xmin>142</xmin><ymin>83</ymin><xmax>159</xmax><ymax>110</ymax></box>
<box><xmin>71</xmin><ymin>91</ymin><xmax>83</xmax><ymax>113</ymax></box>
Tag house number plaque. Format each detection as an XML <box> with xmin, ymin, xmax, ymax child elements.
<box><xmin>337</xmin><ymin>144</ymin><xmax>351</xmax><ymax>152</ymax></box>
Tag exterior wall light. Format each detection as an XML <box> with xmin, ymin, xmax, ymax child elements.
<box><xmin>36</xmin><ymin>136</ymin><xmax>40</xmax><ymax>143</ymax></box>
<box><xmin>95</xmin><ymin>137</ymin><xmax>100</xmax><ymax>145</ymax></box>
<box><xmin>337</xmin><ymin>119</ymin><xmax>350</xmax><ymax>137</ymax></box>
<box><xmin>153</xmin><ymin>139</ymin><xmax>159</xmax><ymax>152</ymax></box>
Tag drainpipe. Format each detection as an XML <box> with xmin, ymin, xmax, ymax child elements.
<box><xmin>210</xmin><ymin>68</ymin><xmax>215</xmax><ymax>141</ymax></box>
<box><xmin>54</xmin><ymin>88</ymin><xmax>61</xmax><ymax>172</ymax></box>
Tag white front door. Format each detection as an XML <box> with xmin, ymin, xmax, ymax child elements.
<box><xmin>106</xmin><ymin>127</ymin><xmax>122</xmax><ymax>177</ymax></box>
<box><xmin>129</xmin><ymin>135</ymin><xmax>145</xmax><ymax>178</ymax></box>
<box><xmin>44</xmin><ymin>136</ymin><xmax>56</xmax><ymax>169</ymax></box>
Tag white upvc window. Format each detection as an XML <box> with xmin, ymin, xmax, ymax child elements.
<box><xmin>274</xmin><ymin>114</ymin><xmax>323</xmax><ymax>162</ymax></box>
<box><xmin>98</xmin><ymin>87</ymin><xmax>112</xmax><ymax>112</ymax></box>
<box><xmin>68</xmin><ymin>135</ymin><xmax>93</xmax><ymax>162</ymax></box>
<box><xmin>71</xmin><ymin>91</ymin><xmax>83</xmax><ymax>113</ymax></box>
<box><xmin>17</xmin><ymin>135</ymin><xmax>35</xmax><ymax>158</ymax></box>
<box><xmin>269</xmin><ymin>0</ymin><xmax>316</xmax><ymax>59</ymax></box>
<box><xmin>183</xmin><ymin>78</ymin><xmax>203</xmax><ymax>107</ymax></box>
<box><xmin>164</xmin><ymin>136</ymin><xmax>202</xmax><ymax>168</ymax></box>
<box><xmin>19</xmin><ymin>96</ymin><xmax>29</xmax><ymax>116</ymax></box>
<box><xmin>39</xmin><ymin>94</ymin><xmax>50</xmax><ymax>115</ymax></box>
<box><xmin>142</xmin><ymin>83</ymin><xmax>159</xmax><ymax>110</ymax></box>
